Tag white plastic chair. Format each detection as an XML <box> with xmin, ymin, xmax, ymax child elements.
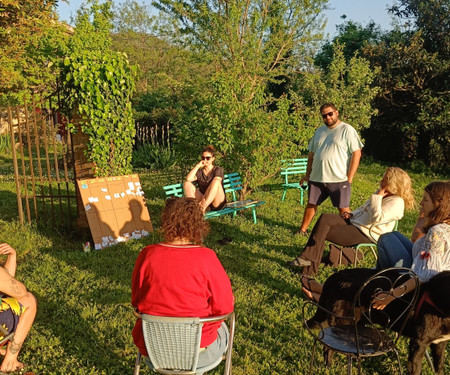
<box><xmin>134</xmin><ymin>312</ymin><xmax>235</xmax><ymax>375</ymax></box>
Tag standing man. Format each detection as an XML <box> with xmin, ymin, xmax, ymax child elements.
<box><xmin>296</xmin><ymin>102</ymin><xmax>363</xmax><ymax>238</ymax></box>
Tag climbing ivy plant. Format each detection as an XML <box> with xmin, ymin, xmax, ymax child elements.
<box><xmin>61</xmin><ymin>1</ymin><xmax>136</xmax><ymax>177</ymax></box>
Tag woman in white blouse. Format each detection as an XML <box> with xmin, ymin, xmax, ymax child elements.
<box><xmin>373</xmin><ymin>181</ymin><xmax>450</xmax><ymax>302</ymax></box>
<box><xmin>287</xmin><ymin>167</ymin><xmax>415</xmax><ymax>275</ymax></box>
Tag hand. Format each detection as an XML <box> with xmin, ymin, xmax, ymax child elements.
<box><xmin>300</xmin><ymin>176</ymin><xmax>309</xmax><ymax>186</ymax></box>
<box><xmin>377</xmin><ymin>187</ymin><xmax>389</xmax><ymax>197</ymax></box>
<box><xmin>372</xmin><ymin>291</ymin><xmax>394</xmax><ymax>310</ymax></box>
<box><xmin>195</xmin><ymin>160</ymin><xmax>205</xmax><ymax>169</ymax></box>
<box><xmin>341</xmin><ymin>212</ymin><xmax>353</xmax><ymax>220</ymax></box>
<box><xmin>0</xmin><ymin>243</ymin><xmax>16</xmax><ymax>257</ymax></box>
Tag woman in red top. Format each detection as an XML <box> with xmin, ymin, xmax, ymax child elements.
<box><xmin>184</xmin><ymin>145</ymin><xmax>227</xmax><ymax>213</ymax></box>
<box><xmin>132</xmin><ymin>197</ymin><xmax>234</xmax><ymax>368</ymax></box>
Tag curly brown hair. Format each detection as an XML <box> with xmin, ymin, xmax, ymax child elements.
<box><xmin>423</xmin><ymin>181</ymin><xmax>450</xmax><ymax>233</ymax></box>
<box><xmin>161</xmin><ymin>197</ymin><xmax>210</xmax><ymax>244</ymax></box>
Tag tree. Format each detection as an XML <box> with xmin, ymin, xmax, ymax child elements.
<box><xmin>292</xmin><ymin>43</ymin><xmax>379</xmax><ymax>136</ymax></box>
<box><xmin>362</xmin><ymin>0</ymin><xmax>449</xmax><ymax>168</ymax></box>
<box><xmin>152</xmin><ymin>0</ymin><xmax>328</xmax><ymax>194</ymax></box>
<box><xmin>0</xmin><ymin>0</ymin><xmax>65</xmax><ymax>104</ymax></box>
<box><xmin>314</xmin><ymin>20</ymin><xmax>383</xmax><ymax>72</ymax></box>
<box><xmin>60</xmin><ymin>0</ymin><xmax>137</xmax><ymax>177</ymax></box>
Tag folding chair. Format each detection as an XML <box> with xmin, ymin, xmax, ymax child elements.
<box><xmin>134</xmin><ymin>312</ymin><xmax>235</xmax><ymax>375</ymax></box>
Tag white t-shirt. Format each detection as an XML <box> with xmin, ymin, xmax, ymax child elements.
<box><xmin>308</xmin><ymin>122</ymin><xmax>363</xmax><ymax>183</ymax></box>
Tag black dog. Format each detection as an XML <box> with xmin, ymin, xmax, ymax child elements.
<box><xmin>306</xmin><ymin>269</ymin><xmax>450</xmax><ymax>375</ymax></box>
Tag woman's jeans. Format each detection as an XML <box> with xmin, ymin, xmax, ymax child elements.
<box><xmin>376</xmin><ymin>231</ymin><xmax>414</xmax><ymax>269</ymax></box>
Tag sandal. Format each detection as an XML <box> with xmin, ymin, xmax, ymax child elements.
<box><xmin>301</xmin><ymin>275</ymin><xmax>322</xmax><ymax>303</ymax></box>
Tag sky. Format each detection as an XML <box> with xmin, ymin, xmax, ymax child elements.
<box><xmin>56</xmin><ymin>0</ymin><xmax>396</xmax><ymax>38</ymax></box>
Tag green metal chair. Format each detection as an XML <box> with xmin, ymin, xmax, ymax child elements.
<box><xmin>352</xmin><ymin>220</ymin><xmax>399</xmax><ymax>266</ymax></box>
<box><xmin>334</xmin><ymin>219</ymin><xmax>399</xmax><ymax>267</ymax></box>
<box><xmin>134</xmin><ymin>312</ymin><xmax>235</xmax><ymax>375</ymax></box>
<box><xmin>280</xmin><ymin>158</ymin><xmax>308</xmax><ymax>204</ymax></box>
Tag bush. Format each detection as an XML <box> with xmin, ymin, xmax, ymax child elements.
<box><xmin>0</xmin><ymin>134</ymin><xmax>11</xmax><ymax>154</ymax></box>
<box><xmin>132</xmin><ymin>142</ymin><xmax>176</xmax><ymax>170</ymax></box>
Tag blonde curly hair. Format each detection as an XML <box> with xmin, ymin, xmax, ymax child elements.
<box><xmin>383</xmin><ymin>167</ymin><xmax>415</xmax><ymax>209</ymax></box>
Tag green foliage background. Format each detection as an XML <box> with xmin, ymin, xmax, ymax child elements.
<box><xmin>60</xmin><ymin>1</ymin><xmax>137</xmax><ymax>177</ymax></box>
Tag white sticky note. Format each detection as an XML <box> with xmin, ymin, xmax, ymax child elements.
<box><xmin>101</xmin><ymin>188</ymin><xmax>108</xmax><ymax>192</ymax></box>
<box><xmin>120</xmin><ymin>192</ymin><xmax>125</xmax><ymax>197</ymax></box>
<box><xmin>114</xmin><ymin>193</ymin><xmax>120</xmax><ymax>198</ymax></box>
<box><xmin>105</xmin><ymin>195</ymin><xmax>111</xmax><ymax>200</ymax></box>
<box><xmin>95</xmin><ymin>243</ymin><xmax>102</xmax><ymax>250</ymax></box>
<box><xmin>85</xmin><ymin>204</ymin><xmax>91</xmax><ymax>211</ymax></box>
<box><xmin>128</xmin><ymin>182</ymin><xmax>135</xmax><ymax>190</ymax></box>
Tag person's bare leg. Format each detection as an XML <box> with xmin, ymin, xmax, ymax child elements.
<box><xmin>183</xmin><ymin>181</ymin><xmax>197</xmax><ymax>199</ymax></box>
<box><xmin>1</xmin><ymin>292</ymin><xmax>37</xmax><ymax>372</ymax></box>
<box><xmin>299</xmin><ymin>204</ymin><xmax>317</xmax><ymax>233</ymax></box>
<box><xmin>200</xmin><ymin>179</ymin><xmax>225</xmax><ymax>210</ymax></box>
<box><xmin>183</xmin><ymin>181</ymin><xmax>204</xmax><ymax>203</ymax></box>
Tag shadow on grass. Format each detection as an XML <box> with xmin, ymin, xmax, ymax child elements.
<box><xmin>34</xmin><ymin>291</ymin><xmax>134</xmax><ymax>374</ymax></box>
<box><xmin>205</xmin><ymin>219</ymin><xmax>302</xmax><ymax>298</ymax></box>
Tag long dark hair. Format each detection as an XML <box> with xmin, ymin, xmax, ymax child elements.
<box><xmin>202</xmin><ymin>145</ymin><xmax>216</xmax><ymax>157</ymax></box>
<box><xmin>423</xmin><ymin>181</ymin><xmax>450</xmax><ymax>233</ymax></box>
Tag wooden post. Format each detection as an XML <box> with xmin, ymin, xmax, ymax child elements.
<box><xmin>71</xmin><ymin>115</ymin><xmax>95</xmax><ymax>231</ymax></box>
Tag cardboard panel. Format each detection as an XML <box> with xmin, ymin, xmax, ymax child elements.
<box><xmin>77</xmin><ymin>174</ymin><xmax>153</xmax><ymax>249</ymax></box>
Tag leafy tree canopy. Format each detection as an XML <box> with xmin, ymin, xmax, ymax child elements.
<box><xmin>315</xmin><ymin>20</ymin><xmax>383</xmax><ymax>71</ymax></box>
<box><xmin>61</xmin><ymin>0</ymin><xmax>137</xmax><ymax>176</ymax></box>
<box><xmin>0</xmin><ymin>0</ymin><xmax>66</xmax><ymax>103</ymax></box>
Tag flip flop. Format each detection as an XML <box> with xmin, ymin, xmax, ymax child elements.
<box><xmin>302</xmin><ymin>286</ymin><xmax>320</xmax><ymax>303</ymax></box>
<box><xmin>301</xmin><ymin>276</ymin><xmax>322</xmax><ymax>303</ymax></box>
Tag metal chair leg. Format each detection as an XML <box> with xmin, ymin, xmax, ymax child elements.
<box><xmin>394</xmin><ymin>349</ymin><xmax>403</xmax><ymax>375</ymax></box>
<box><xmin>425</xmin><ymin>349</ymin><xmax>435</xmax><ymax>372</ymax></box>
<box><xmin>134</xmin><ymin>350</ymin><xmax>141</xmax><ymax>375</ymax></box>
<box><xmin>347</xmin><ymin>356</ymin><xmax>352</xmax><ymax>375</ymax></box>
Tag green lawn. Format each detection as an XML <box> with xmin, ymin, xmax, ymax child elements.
<box><xmin>0</xmin><ymin>157</ymin><xmax>448</xmax><ymax>374</ymax></box>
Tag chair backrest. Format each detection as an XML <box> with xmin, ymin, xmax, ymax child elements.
<box><xmin>142</xmin><ymin>315</ymin><xmax>203</xmax><ymax>372</ymax></box>
<box><xmin>280</xmin><ymin>158</ymin><xmax>308</xmax><ymax>183</ymax></box>
<box><xmin>353</xmin><ymin>267</ymin><xmax>419</xmax><ymax>352</ymax></box>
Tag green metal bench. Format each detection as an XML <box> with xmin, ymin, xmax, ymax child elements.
<box><xmin>163</xmin><ymin>172</ymin><xmax>266</xmax><ymax>224</ymax></box>
<box><xmin>281</xmin><ymin>158</ymin><xmax>308</xmax><ymax>204</ymax></box>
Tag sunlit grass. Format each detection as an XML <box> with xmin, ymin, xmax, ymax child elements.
<box><xmin>0</xmin><ymin>157</ymin><xmax>447</xmax><ymax>374</ymax></box>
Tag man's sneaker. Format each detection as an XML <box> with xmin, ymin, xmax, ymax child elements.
<box><xmin>286</xmin><ymin>258</ymin><xmax>312</xmax><ymax>271</ymax></box>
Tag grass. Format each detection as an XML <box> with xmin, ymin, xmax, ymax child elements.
<box><xmin>0</xmin><ymin>155</ymin><xmax>448</xmax><ymax>374</ymax></box>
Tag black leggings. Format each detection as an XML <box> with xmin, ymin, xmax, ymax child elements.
<box><xmin>298</xmin><ymin>213</ymin><xmax>370</xmax><ymax>275</ymax></box>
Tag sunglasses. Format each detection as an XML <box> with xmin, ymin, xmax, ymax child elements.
<box><xmin>322</xmin><ymin>111</ymin><xmax>334</xmax><ymax>119</ymax></box>
<box><xmin>201</xmin><ymin>156</ymin><xmax>212</xmax><ymax>160</ymax></box>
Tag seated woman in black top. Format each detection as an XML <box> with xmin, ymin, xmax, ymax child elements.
<box><xmin>184</xmin><ymin>145</ymin><xmax>227</xmax><ymax>213</ymax></box>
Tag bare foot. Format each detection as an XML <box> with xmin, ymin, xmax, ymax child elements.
<box><xmin>302</xmin><ymin>287</ymin><xmax>320</xmax><ymax>303</ymax></box>
<box><xmin>0</xmin><ymin>358</ymin><xmax>24</xmax><ymax>373</ymax></box>
<box><xmin>0</xmin><ymin>347</ymin><xmax>5</xmax><ymax>356</ymax></box>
